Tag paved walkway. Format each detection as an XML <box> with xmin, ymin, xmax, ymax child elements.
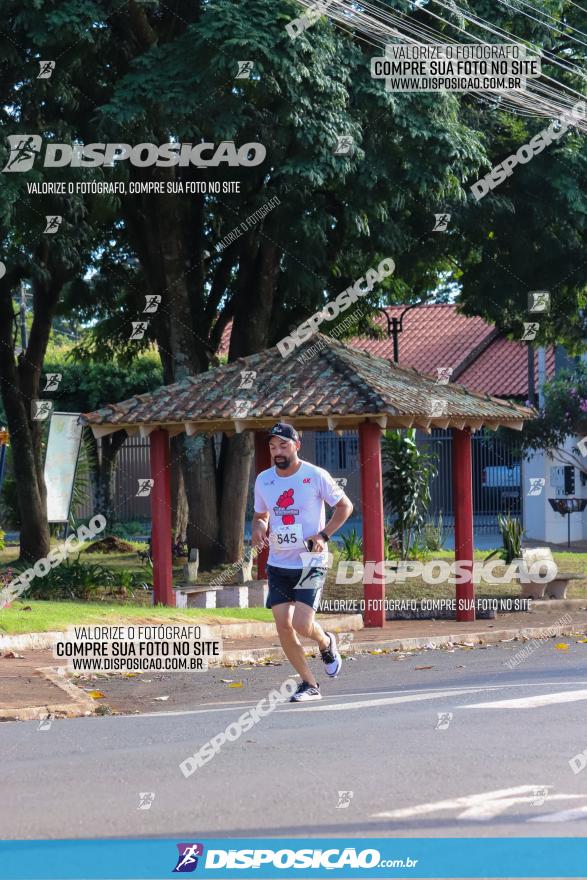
<box><xmin>2</xmin><ymin>608</ymin><xmax>587</xmax><ymax>720</ymax></box>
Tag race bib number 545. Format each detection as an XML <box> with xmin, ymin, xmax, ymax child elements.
<box><xmin>271</xmin><ymin>523</ymin><xmax>303</xmax><ymax>550</ymax></box>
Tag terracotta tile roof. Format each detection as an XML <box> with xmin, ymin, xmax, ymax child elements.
<box><xmin>82</xmin><ymin>333</ymin><xmax>534</xmax><ymax>435</ymax></box>
<box><xmin>218</xmin><ymin>304</ymin><xmax>553</xmax><ymax>397</ymax></box>
<box><xmin>458</xmin><ymin>336</ymin><xmax>556</xmax><ymax>398</ymax></box>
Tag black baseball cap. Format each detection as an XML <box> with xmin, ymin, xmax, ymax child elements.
<box><xmin>268</xmin><ymin>422</ymin><xmax>300</xmax><ymax>442</ymax></box>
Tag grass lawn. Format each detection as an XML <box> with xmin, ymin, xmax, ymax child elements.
<box><xmin>0</xmin><ymin>601</ymin><xmax>273</xmax><ymax>634</ymax></box>
<box><xmin>1</xmin><ymin>541</ymin><xmax>585</xmax><ymax>635</ymax></box>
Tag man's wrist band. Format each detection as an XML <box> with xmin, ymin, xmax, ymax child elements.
<box><xmin>320</xmin><ymin>530</ymin><xmax>330</xmax><ymax>542</ymax></box>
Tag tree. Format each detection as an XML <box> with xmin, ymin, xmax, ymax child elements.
<box><xmin>522</xmin><ymin>360</ymin><xmax>587</xmax><ymax>475</ymax></box>
<box><xmin>39</xmin><ymin>0</ymin><xmax>484</xmax><ymax>566</ymax></box>
<box><xmin>382</xmin><ymin>429</ymin><xmax>437</xmax><ymax>558</ymax></box>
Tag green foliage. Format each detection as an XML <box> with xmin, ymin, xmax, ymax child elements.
<box><xmin>339</xmin><ymin>529</ymin><xmax>363</xmax><ymax>561</ymax></box>
<box><xmin>486</xmin><ymin>514</ymin><xmax>523</xmax><ymax>564</ymax></box>
<box><xmin>12</xmin><ymin>555</ymin><xmax>151</xmax><ymax>600</ymax></box>
<box><xmin>523</xmin><ymin>362</ymin><xmax>587</xmax><ymax>464</ymax></box>
<box><xmin>382</xmin><ymin>430</ymin><xmax>437</xmax><ymax>559</ymax></box>
<box><xmin>421</xmin><ymin>514</ymin><xmax>445</xmax><ymax>553</ymax></box>
<box><xmin>41</xmin><ymin>354</ymin><xmax>163</xmax><ymax>414</ymax></box>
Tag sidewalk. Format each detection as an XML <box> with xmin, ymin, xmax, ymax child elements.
<box><xmin>2</xmin><ymin>608</ymin><xmax>587</xmax><ymax>721</ymax></box>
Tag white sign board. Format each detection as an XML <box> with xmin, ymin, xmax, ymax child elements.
<box><xmin>44</xmin><ymin>412</ymin><xmax>83</xmax><ymax>523</ymax></box>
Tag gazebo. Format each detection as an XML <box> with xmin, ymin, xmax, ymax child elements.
<box><xmin>81</xmin><ymin>333</ymin><xmax>534</xmax><ymax>626</ymax></box>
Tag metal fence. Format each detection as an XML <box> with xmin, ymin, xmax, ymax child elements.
<box><xmin>77</xmin><ymin>428</ymin><xmax>522</xmax><ymax>533</ymax></box>
<box><xmin>418</xmin><ymin>428</ymin><xmax>522</xmax><ymax>532</ymax></box>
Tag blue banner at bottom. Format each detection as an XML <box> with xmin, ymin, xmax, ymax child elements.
<box><xmin>1</xmin><ymin>837</ymin><xmax>587</xmax><ymax>879</ymax></box>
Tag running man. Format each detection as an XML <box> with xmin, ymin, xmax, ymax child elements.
<box><xmin>252</xmin><ymin>423</ymin><xmax>354</xmax><ymax>702</ymax></box>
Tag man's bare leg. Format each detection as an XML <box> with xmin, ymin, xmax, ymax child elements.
<box><xmin>292</xmin><ymin>602</ymin><xmax>330</xmax><ymax>652</ymax></box>
<box><xmin>272</xmin><ymin>603</ymin><xmax>318</xmax><ymax>687</ymax></box>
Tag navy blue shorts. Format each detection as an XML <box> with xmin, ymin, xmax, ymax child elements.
<box><xmin>266</xmin><ymin>564</ymin><xmax>327</xmax><ymax>610</ymax></box>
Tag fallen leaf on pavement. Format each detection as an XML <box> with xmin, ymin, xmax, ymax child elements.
<box><xmin>2</xmin><ymin>651</ymin><xmax>24</xmax><ymax>659</ymax></box>
<box><xmin>555</xmin><ymin>643</ymin><xmax>569</xmax><ymax>650</ymax></box>
<box><xmin>228</xmin><ymin>682</ymin><xmax>244</xmax><ymax>688</ymax></box>
<box><xmin>153</xmin><ymin>695</ymin><xmax>170</xmax><ymax>701</ymax></box>
<box><xmin>220</xmin><ymin>679</ymin><xmax>234</xmax><ymax>683</ymax></box>
<box><xmin>370</xmin><ymin>649</ymin><xmax>383</xmax><ymax>654</ymax></box>
<box><xmin>87</xmin><ymin>690</ymin><xmax>105</xmax><ymax>699</ymax></box>
<box><xmin>415</xmin><ymin>665</ymin><xmax>434</xmax><ymax>670</ymax></box>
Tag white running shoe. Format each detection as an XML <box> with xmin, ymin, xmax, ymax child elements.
<box><xmin>320</xmin><ymin>631</ymin><xmax>342</xmax><ymax>678</ymax></box>
<box><xmin>289</xmin><ymin>681</ymin><xmax>322</xmax><ymax>702</ymax></box>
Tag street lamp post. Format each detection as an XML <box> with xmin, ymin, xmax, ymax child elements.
<box><xmin>374</xmin><ymin>302</ymin><xmax>428</xmax><ymax>364</ymax></box>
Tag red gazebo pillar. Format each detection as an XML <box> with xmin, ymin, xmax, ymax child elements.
<box><xmin>149</xmin><ymin>428</ymin><xmax>174</xmax><ymax>606</ymax></box>
<box><xmin>452</xmin><ymin>427</ymin><xmax>475</xmax><ymax>621</ymax></box>
<box><xmin>359</xmin><ymin>422</ymin><xmax>386</xmax><ymax>627</ymax></box>
<box><xmin>254</xmin><ymin>431</ymin><xmax>271</xmax><ymax>579</ymax></box>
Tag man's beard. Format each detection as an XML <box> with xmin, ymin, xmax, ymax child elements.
<box><xmin>274</xmin><ymin>455</ymin><xmax>292</xmax><ymax>470</ymax></box>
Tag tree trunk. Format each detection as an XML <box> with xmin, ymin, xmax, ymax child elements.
<box><xmin>170</xmin><ymin>436</ymin><xmax>188</xmax><ymax>541</ymax></box>
<box><xmin>216</xmin><ymin>238</ymin><xmax>280</xmax><ymax>561</ymax></box>
<box><xmin>0</xmin><ymin>266</ymin><xmax>62</xmax><ymax>562</ymax></box>
<box><xmin>93</xmin><ymin>431</ymin><xmax>127</xmax><ymax>526</ymax></box>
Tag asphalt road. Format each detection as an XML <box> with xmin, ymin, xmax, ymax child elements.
<box><xmin>2</xmin><ymin>638</ymin><xmax>587</xmax><ymax>840</ymax></box>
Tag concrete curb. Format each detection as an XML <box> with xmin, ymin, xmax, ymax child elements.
<box><xmin>0</xmin><ymin>665</ymin><xmax>97</xmax><ymax>722</ymax></box>
<box><xmin>0</xmin><ymin>614</ymin><xmax>364</xmax><ymax>653</ymax></box>
<box><xmin>219</xmin><ymin>621</ymin><xmax>587</xmax><ymax>665</ymax></box>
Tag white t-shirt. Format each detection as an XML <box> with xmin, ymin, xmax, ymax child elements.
<box><xmin>254</xmin><ymin>460</ymin><xmax>345</xmax><ymax>569</ymax></box>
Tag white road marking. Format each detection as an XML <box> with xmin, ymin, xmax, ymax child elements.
<box><xmin>372</xmin><ymin>786</ymin><xmax>587</xmax><ymax>821</ymax></box>
<box><xmin>129</xmin><ymin>680</ymin><xmax>587</xmax><ymax>719</ymax></box>
<box><xmin>530</xmin><ymin>805</ymin><xmax>587</xmax><ymax>823</ymax></box>
<box><xmin>280</xmin><ymin>689</ymin><xmax>474</xmax><ymax>712</ymax></box>
<box><xmin>461</xmin><ymin>689</ymin><xmax>587</xmax><ymax>710</ymax></box>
